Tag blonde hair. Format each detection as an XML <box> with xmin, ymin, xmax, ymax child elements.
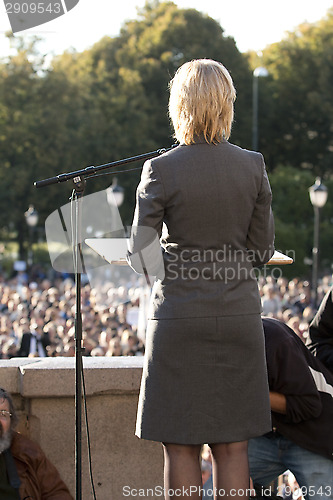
<box><xmin>168</xmin><ymin>59</ymin><xmax>236</xmax><ymax>145</ymax></box>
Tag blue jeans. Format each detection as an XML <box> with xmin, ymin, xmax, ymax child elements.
<box><xmin>202</xmin><ymin>433</ymin><xmax>333</xmax><ymax>500</ymax></box>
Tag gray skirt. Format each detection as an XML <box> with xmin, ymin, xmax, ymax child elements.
<box><xmin>135</xmin><ymin>314</ymin><xmax>271</xmax><ymax>444</ymax></box>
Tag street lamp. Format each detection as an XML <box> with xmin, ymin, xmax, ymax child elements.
<box><xmin>309</xmin><ymin>177</ymin><xmax>328</xmax><ymax>307</ymax></box>
<box><xmin>24</xmin><ymin>205</ymin><xmax>39</xmax><ymax>266</ymax></box>
<box><xmin>252</xmin><ymin>66</ymin><xmax>269</xmax><ymax>151</ymax></box>
<box><xmin>106</xmin><ymin>177</ymin><xmax>126</xmax><ymax>237</ymax></box>
<box><xmin>106</xmin><ymin>177</ymin><xmax>124</xmax><ymax>207</ymax></box>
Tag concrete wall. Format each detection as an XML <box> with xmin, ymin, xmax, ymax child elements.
<box><xmin>0</xmin><ymin>357</ymin><xmax>164</xmax><ymax>499</ymax></box>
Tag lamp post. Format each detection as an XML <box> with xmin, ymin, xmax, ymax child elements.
<box><xmin>309</xmin><ymin>178</ymin><xmax>328</xmax><ymax>307</ymax></box>
<box><xmin>24</xmin><ymin>205</ymin><xmax>39</xmax><ymax>267</ymax></box>
<box><xmin>106</xmin><ymin>177</ymin><xmax>124</xmax><ymax>208</ymax></box>
<box><xmin>106</xmin><ymin>177</ymin><xmax>126</xmax><ymax>237</ymax></box>
<box><xmin>252</xmin><ymin>66</ymin><xmax>269</xmax><ymax>151</ymax></box>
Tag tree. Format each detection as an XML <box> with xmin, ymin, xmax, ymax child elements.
<box><xmin>113</xmin><ymin>1</ymin><xmax>253</xmax><ymax>147</ymax></box>
<box><xmin>259</xmin><ymin>9</ymin><xmax>333</xmax><ymax>174</ymax></box>
<box><xmin>60</xmin><ymin>1</ymin><xmax>253</xmax><ymax>223</ymax></box>
<box><xmin>267</xmin><ymin>166</ymin><xmax>333</xmax><ymax>279</ymax></box>
<box><xmin>9</xmin><ymin>1</ymin><xmax>333</xmax><ymax>278</ymax></box>
<box><xmin>0</xmin><ymin>37</ymin><xmax>87</xmax><ymax>258</ymax></box>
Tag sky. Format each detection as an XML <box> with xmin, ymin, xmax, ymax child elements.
<box><xmin>0</xmin><ymin>0</ymin><xmax>332</xmax><ymax>58</ymax></box>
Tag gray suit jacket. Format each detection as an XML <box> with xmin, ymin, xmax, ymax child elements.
<box><xmin>128</xmin><ymin>139</ymin><xmax>275</xmax><ymax>319</ymax></box>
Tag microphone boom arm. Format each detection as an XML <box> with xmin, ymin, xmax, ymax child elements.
<box><xmin>34</xmin><ymin>146</ymin><xmax>175</xmax><ymax>189</ymax></box>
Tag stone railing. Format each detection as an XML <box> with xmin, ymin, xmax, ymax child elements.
<box><xmin>0</xmin><ymin>357</ymin><xmax>164</xmax><ymax>499</ymax></box>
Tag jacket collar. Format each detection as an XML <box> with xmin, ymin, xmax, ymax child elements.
<box><xmin>180</xmin><ymin>135</ymin><xmax>228</xmax><ymax>145</ymax></box>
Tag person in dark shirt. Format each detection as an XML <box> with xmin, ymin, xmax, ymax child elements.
<box><xmin>17</xmin><ymin>323</ymin><xmax>50</xmax><ymax>357</ymax></box>
<box><xmin>203</xmin><ymin>317</ymin><xmax>333</xmax><ymax>500</ymax></box>
<box><xmin>307</xmin><ymin>285</ymin><xmax>333</xmax><ymax>372</ymax></box>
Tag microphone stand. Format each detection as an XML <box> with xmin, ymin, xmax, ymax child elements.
<box><xmin>71</xmin><ymin>177</ymin><xmax>85</xmax><ymax>500</ymax></box>
<box><xmin>34</xmin><ymin>145</ymin><xmax>175</xmax><ymax>500</ymax></box>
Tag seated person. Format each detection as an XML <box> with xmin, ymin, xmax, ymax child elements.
<box><xmin>0</xmin><ymin>387</ymin><xmax>73</xmax><ymax>499</ymax></box>
<box><xmin>203</xmin><ymin>317</ymin><xmax>333</xmax><ymax>500</ymax></box>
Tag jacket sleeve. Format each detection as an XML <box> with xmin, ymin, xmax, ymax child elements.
<box><xmin>127</xmin><ymin>159</ymin><xmax>165</xmax><ymax>277</ymax></box>
<box><xmin>12</xmin><ymin>433</ymin><xmax>73</xmax><ymax>500</ymax></box>
<box><xmin>266</xmin><ymin>327</ymin><xmax>322</xmax><ymax>423</ymax></box>
<box><xmin>35</xmin><ymin>452</ymin><xmax>74</xmax><ymax>500</ymax></box>
<box><xmin>246</xmin><ymin>155</ymin><xmax>275</xmax><ymax>266</ymax></box>
<box><xmin>307</xmin><ymin>286</ymin><xmax>333</xmax><ymax>371</ymax></box>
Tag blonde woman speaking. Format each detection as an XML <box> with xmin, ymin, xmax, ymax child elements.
<box><xmin>128</xmin><ymin>59</ymin><xmax>275</xmax><ymax>500</ymax></box>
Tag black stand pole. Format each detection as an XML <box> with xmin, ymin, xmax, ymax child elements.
<box><xmin>34</xmin><ymin>145</ymin><xmax>175</xmax><ymax>500</ymax></box>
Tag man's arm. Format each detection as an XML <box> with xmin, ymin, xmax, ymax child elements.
<box><xmin>269</xmin><ymin>391</ymin><xmax>286</xmax><ymax>414</ymax></box>
<box><xmin>36</xmin><ymin>452</ymin><xmax>74</xmax><ymax>499</ymax></box>
<box><xmin>264</xmin><ymin>318</ymin><xmax>323</xmax><ymax>423</ymax></box>
<box><xmin>12</xmin><ymin>433</ymin><xmax>74</xmax><ymax>499</ymax></box>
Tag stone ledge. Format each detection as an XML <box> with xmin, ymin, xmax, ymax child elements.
<box><xmin>0</xmin><ymin>356</ymin><xmax>144</xmax><ymax>397</ymax></box>
<box><xmin>0</xmin><ymin>358</ymin><xmax>37</xmax><ymax>393</ymax></box>
<box><xmin>0</xmin><ymin>356</ymin><xmax>163</xmax><ymax>499</ymax></box>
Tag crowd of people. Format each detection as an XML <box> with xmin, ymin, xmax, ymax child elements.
<box><xmin>0</xmin><ymin>267</ymin><xmax>332</xmax><ymax>360</ymax></box>
<box><xmin>1</xmin><ymin>266</ymin><xmax>332</xmax><ymax>500</ymax></box>
<box><xmin>0</xmin><ymin>267</ymin><xmax>150</xmax><ymax>359</ymax></box>
<box><xmin>258</xmin><ymin>273</ymin><xmax>332</xmax><ymax>342</ymax></box>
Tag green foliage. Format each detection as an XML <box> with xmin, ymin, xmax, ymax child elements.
<box><xmin>269</xmin><ymin>166</ymin><xmax>314</xmax><ymax>224</ymax></box>
<box><xmin>0</xmin><ymin>2</ymin><xmax>252</xmax><ymax>256</ymax></box>
<box><xmin>0</xmin><ymin>2</ymin><xmax>332</xmax><ymax>279</ymax></box>
<box><xmin>0</xmin><ymin>39</ymin><xmax>89</xmax><ymax>257</ymax></box>
<box><xmin>259</xmin><ymin>11</ymin><xmax>333</xmax><ymax>173</ymax></box>
<box><xmin>268</xmin><ymin>165</ymin><xmax>333</xmax><ymax>278</ymax></box>
<box><xmin>50</xmin><ymin>0</ymin><xmax>252</xmax><ymax>223</ymax></box>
